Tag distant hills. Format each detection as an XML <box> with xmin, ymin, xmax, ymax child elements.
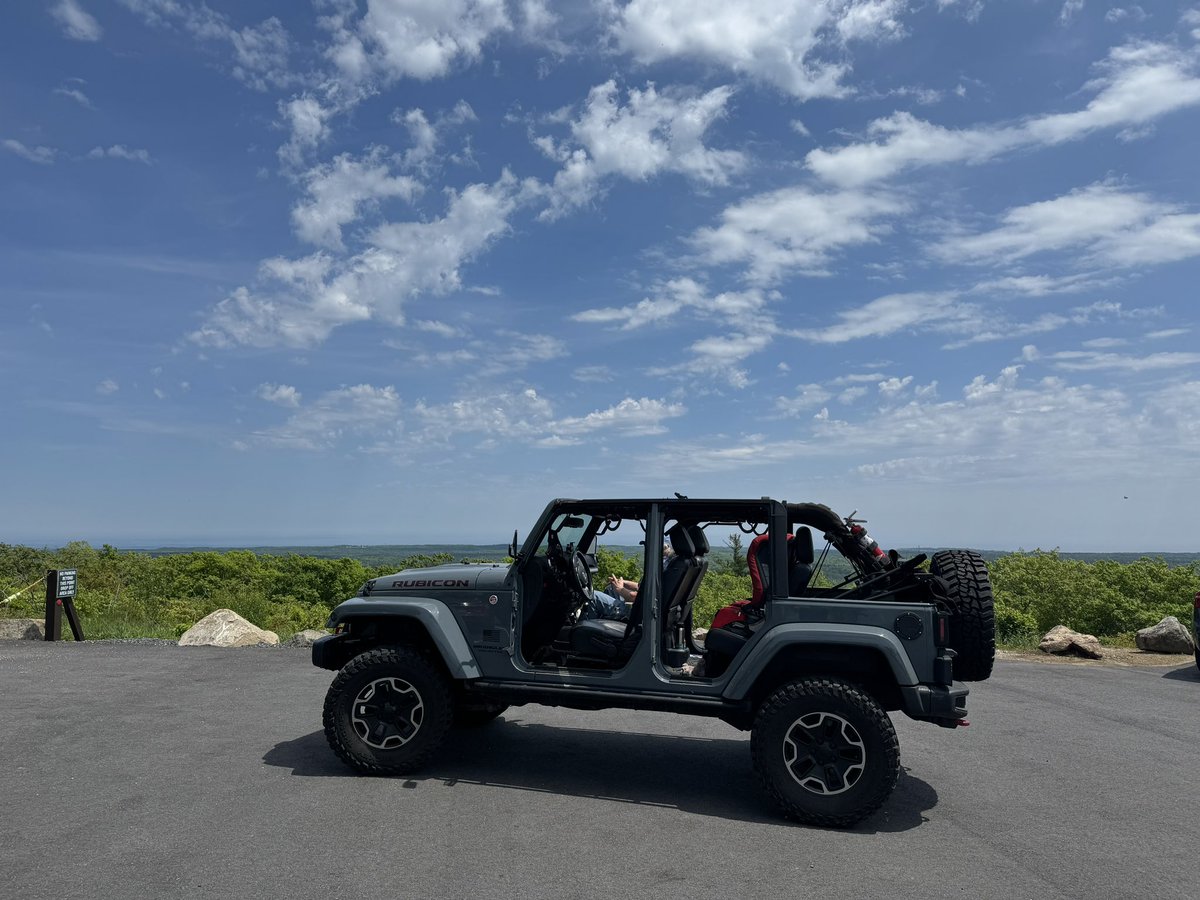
<box><xmin>131</xmin><ymin>543</ymin><xmax>1199</xmax><ymax>571</ymax></box>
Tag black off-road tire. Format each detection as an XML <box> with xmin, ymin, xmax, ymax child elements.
<box><xmin>751</xmin><ymin>678</ymin><xmax>899</xmax><ymax>828</ymax></box>
<box><xmin>323</xmin><ymin>645</ymin><xmax>453</xmax><ymax>776</ymax></box>
<box><xmin>455</xmin><ymin>701</ymin><xmax>509</xmax><ymax>727</ymax></box>
<box><xmin>931</xmin><ymin>549</ymin><xmax>996</xmax><ymax>682</ymax></box>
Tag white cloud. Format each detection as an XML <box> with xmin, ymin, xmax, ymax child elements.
<box><xmin>254</xmin><ymin>384</ymin><xmax>401</xmax><ymax>450</ymax></box>
<box><xmin>549</xmin><ymin>397</ymin><xmax>686</xmax><ymax>437</ymax></box>
<box><xmin>572</xmin><ymin>277</ymin><xmax>767</xmax><ymax>330</ymax></box>
<box><xmin>2</xmin><ymin>139</ymin><xmax>56</xmax><ymax>165</ymax></box>
<box><xmin>689</xmin><ymin>186</ymin><xmax>907</xmax><ymax>284</ymax></box>
<box><xmin>1184</xmin><ymin>9</ymin><xmax>1200</xmax><ymax>40</ymax></box>
<box><xmin>54</xmin><ymin>84</ymin><xmax>94</xmax><ymax>108</ymax></box>
<box><xmin>776</xmin><ymin>384</ymin><xmax>832</xmax><ymax>417</ymax></box>
<box><xmin>612</xmin><ymin>0</ymin><xmax>908</xmax><ymax>99</ymax></box>
<box><xmin>412</xmin><ymin>387</ymin><xmax>553</xmax><ymax>443</ymax></box>
<box><xmin>807</xmin><ymin>41</ymin><xmax>1200</xmax><ymax>186</ymax></box>
<box><xmin>537</xmin><ymin>81</ymin><xmax>745</xmax><ymax>219</ymax></box>
<box><xmin>800</xmin><ymin>291</ymin><xmax>962</xmax><ymax>343</ymax></box>
<box><xmin>1105</xmin><ymin>6</ymin><xmax>1147</xmax><ymax>24</ymax></box>
<box><xmin>394</xmin><ymin>101</ymin><xmax>476</xmax><ymax>172</ymax></box>
<box><xmin>118</xmin><ymin>1</ymin><xmax>293</xmax><ymax>91</ymax></box>
<box><xmin>1046</xmin><ymin>350</ymin><xmax>1200</xmax><ymax>371</ymax></box>
<box><xmin>87</xmin><ymin>145</ymin><xmax>154</xmax><ymax>164</ymax></box>
<box><xmin>325</xmin><ymin>0</ymin><xmax>510</xmax><ymax>85</ymax></box>
<box><xmin>291</xmin><ymin>150</ymin><xmax>420</xmax><ymax>249</ymax></box>
<box><xmin>194</xmin><ymin>173</ymin><xmax>532</xmax><ymax>348</ymax></box>
<box><xmin>966</xmin><ymin>272</ymin><xmax>1115</xmax><ymax>296</ymax></box>
<box><xmin>1145</xmin><ymin>328</ymin><xmax>1189</xmax><ymax>340</ymax></box>
<box><xmin>572</xmin><ymin>365</ymin><xmax>614</xmax><ymax>383</ymax></box>
<box><xmin>1060</xmin><ymin>1</ymin><xmax>1085</xmax><ymax>25</ymax></box>
<box><xmin>878</xmin><ymin>375</ymin><xmax>913</xmax><ymax>397</ymax></box>
<box><xmin>649</xmin><ymin>330</ymin><xmax>775</xmax><ymax>388</ymax></box>
<box><xmin>51</xmin><ymin>0</ymin><xmax>102</xmax><ymax>41</ymax></box>
<box><xmin>936</xmin><ymin>182</ymin><xmax>1200</xmax><ymax>268</ymax></box>
<box><xmin>256</xmin><ymin>383</ymin><xmax>302</xmax><ymax>407</ymax></box>
<box><xmin>278</xmin><ymin>95</ymin><xmax>333</xmax><ymax>169</ymax></box>
<box><xmin>96</xmin><ymin>378</ymin><xmax>120</xmax><ymax>395</ymax></box>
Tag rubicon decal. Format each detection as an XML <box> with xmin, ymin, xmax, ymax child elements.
<box><xmin>391</xmin><ymin>578</ymin><xmax>472</xmax><ymax>589</ymax></box>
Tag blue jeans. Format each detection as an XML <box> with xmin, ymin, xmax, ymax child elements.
<box><xmin>581</xmin><ymin>591</ymin><xmax>628</xmax><ymax>621</ymax></box>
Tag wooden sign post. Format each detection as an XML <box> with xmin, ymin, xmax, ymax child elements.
<box><xmin>44</xmin><ymin>569</ymin><xmax>85</xmax><ymax>641</ymax></box>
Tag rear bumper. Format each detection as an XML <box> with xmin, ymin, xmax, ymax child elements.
<box><xmin>900</xmin><ymin>681</ymin><xmax>970</xmax><ymax>726</ymax></box>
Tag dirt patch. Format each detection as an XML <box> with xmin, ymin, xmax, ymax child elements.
<box><xmin>997</xmin><ymin>647</ymin><xmax>1194</xmax><ymax>668</ymax></box>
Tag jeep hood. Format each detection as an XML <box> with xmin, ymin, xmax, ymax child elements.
<box><xmin>361</xmin><ymin>562</ymin><xmax>511</xmax><ymax>597</ymax></box>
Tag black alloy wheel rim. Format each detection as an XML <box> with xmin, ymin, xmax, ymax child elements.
<box><xmin>782</xmin><ymin>711</ymin><xmax>867</xmax><ymax>795</ymax></box>
<box><xmin>351</xmin><ymin>677</ymin><xmax>424</xmax><ymax>750</ymax></box>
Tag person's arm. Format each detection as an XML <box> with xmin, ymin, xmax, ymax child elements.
<box><xmin>608</xmin><ymin>575</ymin><xmax>639</xmax><ymax>602</ymax></box>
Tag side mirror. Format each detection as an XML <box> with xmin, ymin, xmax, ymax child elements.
<box><xmin>508</xmin><ymin>529</ymin><xmax>519</xmax><ymax>559</ymax></box>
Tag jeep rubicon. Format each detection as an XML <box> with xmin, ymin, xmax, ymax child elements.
<box><xmin>312</xmin><ymin>497</ymin><xmax>995</xmax><ymax>827</ymax></box>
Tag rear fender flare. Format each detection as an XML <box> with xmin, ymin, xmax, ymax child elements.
<box><xmin>721</xmin><ymin>623</ymin><xmax>919</xmax><ymax>701</ymax></box>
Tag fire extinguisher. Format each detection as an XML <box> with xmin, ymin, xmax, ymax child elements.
<box><xmin>849</xmin><ymin>523</ymin><xmax>888</xmax><ymax>567</ymax></box>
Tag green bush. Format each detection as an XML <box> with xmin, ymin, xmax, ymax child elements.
<box><xmin>3</xmin><ymin>543</ymin><xmax>1197</xmax><ymax>643</ymax></box>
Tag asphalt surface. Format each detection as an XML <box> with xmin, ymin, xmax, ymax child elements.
<box><xmin>1</xmin><ymin>642</ymin><xmax>1196</xmax><ymax>900</ymax></box>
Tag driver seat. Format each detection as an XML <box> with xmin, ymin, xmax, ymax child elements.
<box><xmin>569</xmin><ymin>523</ymin><xmax>700</xmax><ymax>664</ymax></box>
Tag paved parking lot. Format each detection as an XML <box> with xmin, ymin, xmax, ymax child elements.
<box><xmin>1</xmin><ymin>642</ymin><xmax>1196</xmax><ymax>900</ymax></box>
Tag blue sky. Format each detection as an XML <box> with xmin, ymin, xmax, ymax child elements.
<box><xmin>3</xmin><ymin>0</ymin><xmax>1200</xmax><ymax>550</ymax></box>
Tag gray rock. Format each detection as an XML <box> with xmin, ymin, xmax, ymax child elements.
<box><xmin>1135</xmin><ymin>616</ymin><xmax>1195</xmax><ymax>654</ymax></box>
<box><xmin>0</xmin><ymin>618</ymin><xmax>45</xmax><ymax>640</ymax></box>
<box><xmin>178</xmin><ymin>609</ymin><xmax>279</xmax><ymax>647</ymax></box>
<box><xmin>1039</xmin><ymin>625</ymin><xmax>1104</xmax><ymax>659</ymax></box>
<box><xmin>286</xmin><ymin>629</ymin><xmax>328</xmax><ymax>647</ymax></box>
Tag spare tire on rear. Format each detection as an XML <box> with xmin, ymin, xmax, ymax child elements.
<box><xmin>930</xmin><ymin>550</ymin><xmax>995</xmax><ymax>682</ymax></box>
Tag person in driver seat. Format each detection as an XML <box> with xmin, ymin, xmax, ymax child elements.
<box><xmin>606</xmin><ymin>539</ymin><xmax>676</xmax><ymax>605</ymax></box>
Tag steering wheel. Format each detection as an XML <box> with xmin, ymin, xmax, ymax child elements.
<box><xmin>570</xmin><ymin>551</ymin><xmax>594</xmax><ymax>602</ymax></box>
<box><xmin>546</xmin><ymin>531</ymin><xmax>593</xmax><ymax>603</ymax></box>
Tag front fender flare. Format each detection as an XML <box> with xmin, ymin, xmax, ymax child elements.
<box><xmin>721</xmin><ymin>622</ymin><xmax>919</xmax><ymax>701</ymax></box>
<box><xmin>328</xmin><ymin>597</ymin><xmax>481</xmax><ymax>679</ymax></box>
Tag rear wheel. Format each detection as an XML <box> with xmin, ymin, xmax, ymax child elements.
<box><xmin>751</xmin><ymin>678</ymin><xmax>899</xmax><ymax>828</ymax></box>
<box><xmin>323</xmin><ymin>645</ymin><xmax>453</xmax><ymax>775</ymax></box>
<box><xmin>931</xmin><ymin>549</ymin><xmax>996</xmax><ymax>682</ymax></box>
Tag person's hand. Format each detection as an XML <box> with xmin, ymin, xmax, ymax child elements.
<box><xmin>608</xmin><ymin>575</ymin><xmax>623</xmax><ymax>594</ymax></box>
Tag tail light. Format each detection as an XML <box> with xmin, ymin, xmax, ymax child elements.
<box><xmin>935</xmin><ymin>612</ymin><xmax>949</xmax><ymax>647</ymax></box>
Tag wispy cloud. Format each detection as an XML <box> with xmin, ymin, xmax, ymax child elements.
<box><xmin>87</xmin><ymin>145</ymin><xmax>154</xmax><ymax>164</ymax></box>
<box><xmin>807</xmin><ymin>41</ymin><xmax>1200</xmax><ymax>186</ymax></box>
<box><xmin>51</xmin><ymin>0</ymin><xmax>102</xmax><ymax>41</ymax></box>
<box><xmin>3</xmin><ymin>139</ymin><xmax>56</xmax><ymax>165</ymax></box>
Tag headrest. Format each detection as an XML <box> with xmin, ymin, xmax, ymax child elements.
<box><xmin>747</xmin><ymin>532</ymin><xmax>771</xmax><ymax>604</ymax></box>
<box><xmin>666</xmin><ymin>522</ymin><xmax>696</xmax><ymax>559</ymax></box>
<box><xmin>685</xmin><ymin>524</ymin><xmax>709</xmax><ymax>556</ymax></box>
<box><xmin>792</xmin><ymin>527</ymin><xmax>814</xmax><ymax>565</ymax></box>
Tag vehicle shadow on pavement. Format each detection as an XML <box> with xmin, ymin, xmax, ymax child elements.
<box><xmin>263</xmin><ymin>720</ymin><xmax>937</xmax><ymax>832</ymax></box>
<box><xmin>1161</xmin><ymin>664</ymin><xmax>1199</xmax><ymax>682</ymax></box>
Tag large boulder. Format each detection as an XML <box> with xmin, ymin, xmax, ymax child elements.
<box><xmin>0</xmin><ymin>618</ymin><xmax>45</xmax><ymax>640</ymax></box>
<box><xmin>1039</xmin><ymin>625</ymin><xmax>1104</xmax><ymax>659</ymax></box>
<box><xmin>1135</xmin><ymin>616</ymin><xmax>1195</xmax><ymax>654</ymax></box>
<box><xmin>178</xmin><ymin>609</ymin><xmax>279</xmax><ymax>647</ymax></box>
<box><xmin>286</xmin><ymin>629</ymin><xmax>328</xmax><ymax>647</ymax></box>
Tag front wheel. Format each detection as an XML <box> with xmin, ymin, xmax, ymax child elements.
<box><xmin>751</xmin><ymin>678</ymin><xmax>899</xmax><ymax>828</ymax></box>
<box><xmin>323</xmin><ymin>645</ymin><xmax>453</xmax><ymax>775</ymax></box>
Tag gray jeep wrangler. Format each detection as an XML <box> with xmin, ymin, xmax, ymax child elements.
<box><xmin>312</xmin><ymin>497</ymin><xmax>994</xmax><ymax>827</ymax></box>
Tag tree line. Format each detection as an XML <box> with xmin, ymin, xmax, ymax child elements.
<box><xmin>2</xmin><ymin>541</ymin><xmax>1196</xmax><ymax>643</ymax></box>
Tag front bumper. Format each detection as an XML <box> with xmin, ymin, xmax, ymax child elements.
<box><xmin>312</xmin><ymin>633</ymin><xmax>354</xmax><ymax>671</ymax></box>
